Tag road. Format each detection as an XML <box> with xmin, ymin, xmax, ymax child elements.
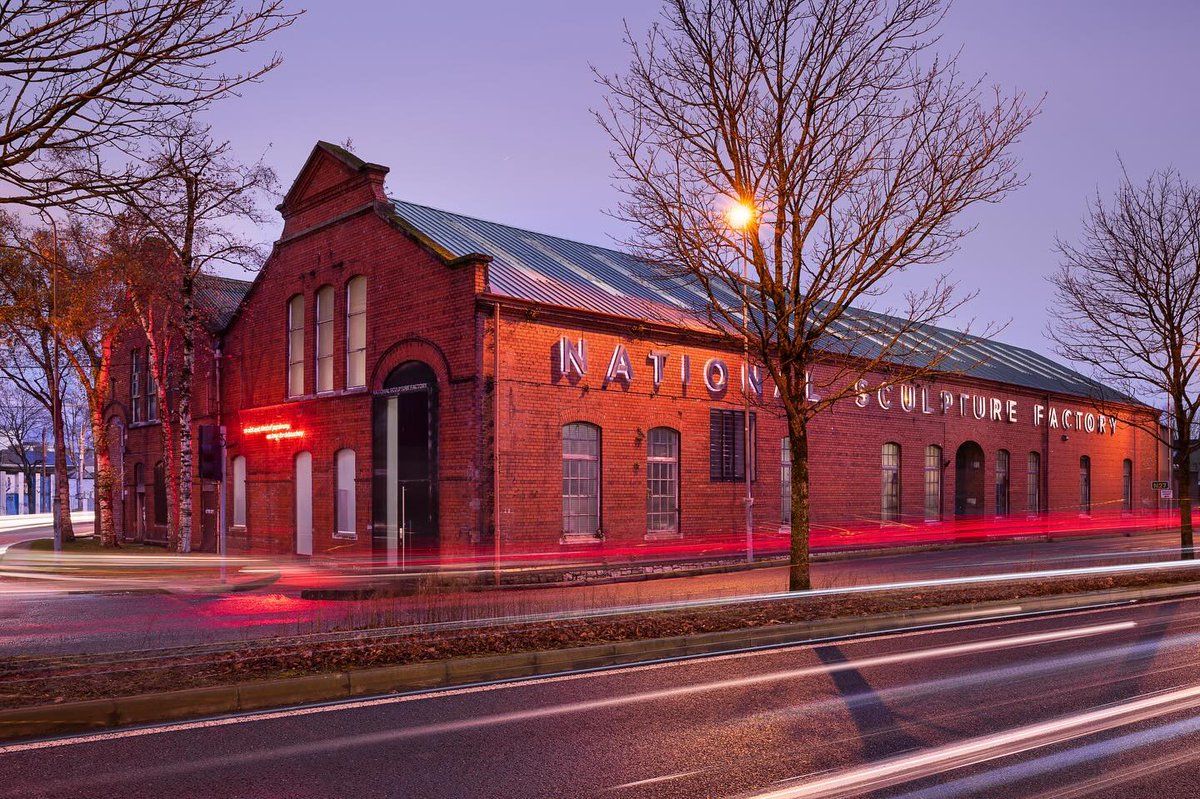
<box><xmin>4</xmin><ymin>597</ymin><xmax>1200</xmax><ymax>797</ymax></box>
<box><xmin>0</xmin><ymin>513</ymin><xmax>94</xmax><ymax>552</ymax></box>
<box><xmin>0</xmin><ymin>530</ymin><xmax>1187</xmax><ymax>656</ymax></box>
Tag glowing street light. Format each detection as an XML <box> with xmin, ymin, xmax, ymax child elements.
<box><xmin>726</xmin><ymin>200</ymin><xmax>755</xmax><ymax>230</ymax></box>
<box><xmin>726</xmin><ymin>197</ymin><xmax>756</xmax><ymax>563</ymax></box>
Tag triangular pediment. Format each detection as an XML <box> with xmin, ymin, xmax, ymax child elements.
<box><xmin>279</xmin><ymin>141</ymin><xmax>389</xmax><ymax>220</ymax></box>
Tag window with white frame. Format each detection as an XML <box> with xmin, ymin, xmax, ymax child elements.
<box><xmin>882</xmin><ymin>442</ymin><xmax>901</xmax><ymax>522</ymax></box>
<box><xmin>562</xmin><ymin>423</ymin><xmax>600</xmax><ymax>536</ymax></box>
<box><xmin>1027</xmin><ymin>451</ymin><xmax>1041</xmax><ymax>513</ymax></box>
<box><xmin>646</xmin><ymin>427</ymin><xmax>679</xmax><ymax>534</ymax></box>
<box><xmin>145</xmin><ymin>360</ymin><xmax>157</xmax><ymax>422</ymax></box>
<box><xmin>287</xmin><ymin>294</ymin><xmax>305</xmax><ymax>397</ymax></box>
<box><xmin>232</xmin><ymin>455</ymin><xmax>246</xmax><ymax>527</ymax></box>
<box><xmin>335</xmin><ymin>448</ymin><xmax>356</xmax><ymax>536</ymax></box>
<box><xmin>315</xmin><ymin>285</ymin><xmax>334</xmax><ymax>393</ymax></box>
<box><xmin>131</xmin><ymin>350</ymin><xmax>142</xmax><ymax>423</ymax></box>
<box><xmin>924</xmin><ymin>445</ymin><xmax>942</xmax><ymax>521</ymax></box>
<box><xmin>781</xmin><ymin>438</ymin><xmax>792</xmax><ymax>525</ymax></box>
<box><xmin>346</xmin><ymin>276</ymin><xmax>367</xmax><ymax>388</ymax></box>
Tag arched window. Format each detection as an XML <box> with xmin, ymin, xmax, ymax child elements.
<box><xmin>232</xmin><ymin>455</ymin><xmax>247</xmax><ymax>527</ymax></box>
<box><xmin>646</xmin><ymin>427</ymin><xmax>679</xmax><ymax>534</ymax></box>
<box><xmin>995</xmin><ymin>449</ymin><xmax>1010</xmax><ymax>517</ymax></box>
<box><xmin>315</xmin><ymin>285</ymin><xmax>335</xmax><ymax>393</ymax></box>
<box><xmin>1026</xmin><ymin>452</ymin><xmax>1041</xmax><ymax>514</ymax></box>
<box><xmin>924</xmin><ymin>445</ymin><xmax>942</xmax><ymax>521</ymax></box>
<box><xmin>335</xmin><ymin>448</ymin><xmax>356</xmax><ymax>536</ymax></box>
<box><xmin>346</xmin><ymin>276</ymin><xmax>367</xmax><ymax>388</ymax></box>
<box><xmin>1123</xmin><ymin>458</ymin><xmax>1133</xmax><ymax>512</ymax></box>
<box><xmin>287</xmin><ymin>294</ymin><xmax>305</xmax><ymax>397</ymax></box>
<box><xmin>562</xmin><ymin>423</ymin><xmax>600</xmax><ymax>536</ymax></box>
<box><xmin>881</xmin><ymin>442</ymin><xmax>901</xmax><ymax>522</ymax></box>
<box><xmin>152</xmin><ymin>460</ymin><xmax>167</xmax><ymax>527</ymax></box>
<box><xmin>1079</xmin><ymin>455</ymin><xmax>1092</xmax><ymax>514</ymax></box>
<box><xmin>295</xmin><ymin>451</ymin><xmax>313</xmax><ymax>555</ymax></box>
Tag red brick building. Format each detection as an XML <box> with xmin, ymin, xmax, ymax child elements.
<box><xmin>106</xmin><ymin>142</ymin><xmax>1168</xmax><ymax>561</ymax></box>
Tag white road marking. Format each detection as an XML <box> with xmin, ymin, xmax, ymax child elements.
<box><xmin>607</xmin><ymin>770</ymin><xmax>704</xmax><ymax>790</ymax></box>
<box><xmin>0</xmin><ymin>620</ymin><xmax>1134</xmax><ymax>764</ymax></box>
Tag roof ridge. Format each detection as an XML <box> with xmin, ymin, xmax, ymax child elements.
<box><xmin>390</xmin><ymin>197</ymin><xmax>635</xmax><ymax>260</ymax></box>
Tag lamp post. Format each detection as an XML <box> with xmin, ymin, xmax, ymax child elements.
<box><xmin>726</xmin><ymin>200</ymin><xmax>755</xmax><ymax>563</ymax></box>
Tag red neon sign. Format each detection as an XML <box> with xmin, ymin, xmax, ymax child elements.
<box><xmin>243</xmin><ymin>422</ymin><xmax>306</xmax><ymax>441</ymax></box>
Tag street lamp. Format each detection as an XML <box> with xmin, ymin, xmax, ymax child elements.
<box><xmin>726</xmin><ymin>199</ymin><xmax>755</xmax><ymax>563</ymax></box>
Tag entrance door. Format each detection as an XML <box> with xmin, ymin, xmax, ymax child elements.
<box><xmin>955</xmin><ymin>441</ymin><xmax>985</xmax><ymax>517</ymax></box>
<box><xmin>373</xmin><ymin>361</ymin><xmax>438</xmax><ymax>561</ymax></box>
<box><xmin>295</xmin><ymin>451</ymin><xmax>313</xmax><ymax>555</ymax></box>
<box><xmin>134</xmin><ymin>463</ymin><xmax>146</xmax><ymax>541</ymax></box>
<box><xmin>199</xmin><ymin>483</ymin><xmax>218</xmax><ymax>553</ymax></box>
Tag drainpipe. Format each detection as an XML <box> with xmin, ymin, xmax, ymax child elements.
<box><xmin>493</xmin><ymin>300</ymin><xmax>502</xmax><ymax>586</ymax></box>
<box><xmin>215</xmin><ymin>338</ymin><xmax>226</xmax><ymax>582</ymax></box>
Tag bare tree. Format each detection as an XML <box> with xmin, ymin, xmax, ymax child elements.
<box><xmin>88</xmin><ymin>121</ymin><xmax>275</xmax><ymax>552</ymax></box>
<box><xmin>598</xmin><ymin>0</ymin><xmax>1037</xmax><ymax>589</ymax></box>
<box><xmin>0</xmin><ymin>379</ymin><xmax>46</xmax><ymax>514</ymax></box>
<box><xmin>0</xmin><ymin>0</ymin><xmax>299</xmax><ymax>207</ymax></box>
<box><xmin>0</xmin><ymin>226</ymin><xmax>79</xmax><ymax>540</ymax></box>
<box><xmin>1050</xmin><ymin>167</ymin><xmax>1200</xmax><ymax>559</ymax></box>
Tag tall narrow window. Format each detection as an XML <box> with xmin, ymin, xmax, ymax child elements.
<box><xmin>315</xmin><ymin>285</ymin><xmax>334</xmax><ymax>393</ymax></box>
<box><xmin>924</xmin><ymin>445</ymin><xmax>942</xmax><ymax>521</ymax></box>
<box><xmin>1026</xmin><ymin>452</ymin><xmax>1041</xmax><ymax>514</ymax></box>
<box><xmin>346</xmin><ymin>276</ymin><xmax>367</xmax><ymax>388</ymax></box>
<box><xmin>562</xmin><ymin>423</ymin><xmax>600</xmax><ymax>536</ymax></box>
<box><xmin>995</xmin><ymin>449</ymin><xmax>1011</xmax><ymax>517</ymax></box>
<box><xmin>295</xmin><ymin>451</ymin><xmax>313</xmax><ymax>555</ymax></box>
<box><xmin>287</xmin><ymin>294</ymin><xmax>305</xmax><ymax>397</ymax></box>
<box><xmin>232</xmin><ymin>455</ymin><xmax>247</xmax><ymax>527</ymax></box>
<box><xmin>145</xmin><ymin>360</ymin><xmax>157</xmax><ymax>422</ymax></box>
<box><xmin>131</xmin><ymin>350</ymin><xmax>143</xmax><ymax>423</ymax></box>
<box><xmin>646</xmin><ymin>427</ymin><xmax>679</xmax><ymax>534</ymax></box>
<box><xmin>882</xmin><ymin>442</ymin><xmax>901</xmax><ymax>522</ymax></box>
<box><xmin>781</xmin><ymin>438</ymin><xmax>792</xmax><ymax>525</ymax></box>
<box><xmin>335</xmin><ymin>448</ymin><xmax>356</xmax><ymax>536</ymax></box>
<box><xmin>1079</xmin><ymin>455</ymin><xmax>1092</xmax><ymax>514</ymax></box>
<box><xmin>1123</xmin><ymin>458</ymin><xmax>1133</xmax><ymax>512</ymax></box>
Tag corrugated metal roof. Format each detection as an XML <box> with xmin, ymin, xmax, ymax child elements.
<box><xmin>390</xmin><ymin>198</ymin><xmax>1132</xmax><ymax>404</ymax></box>
<box><xmin>195</xmin><ymin>274</ymin><xmax>252</xmax><ymax>332</ymax></box>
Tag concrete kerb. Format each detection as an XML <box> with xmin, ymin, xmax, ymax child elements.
<box><xmin>5</xmin><ymin>579</ymin><xmax>1200</xmax><ymax>742</ymax></box>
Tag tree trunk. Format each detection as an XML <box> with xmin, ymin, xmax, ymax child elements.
<box><xmin>50</xmin><ymin>377</ymin><xmax>75</xmax><ymax>542</ymax></box>
<box><xmin>1178</xmin><ymin>441</ymin><xmax>1194</xmax><ymax>560</ymax></box>
<box><xmin>177</xmin><ymin>275</ymin><xmax>195</xmax><ymax>554</ymax></box>
<box><xmin>146</xmin><ymin>335</ymin><xmax>179</xmax><ymax>549</ymax></box>
<box><xmin>787</xmin><ymin>414</ymin><xmax>812</xmax><ymax>591</ymax></box>
<box><xmin>90</xmin><ymin>405</ymin><xmax>118</xmax><ymax>547</ymax></box>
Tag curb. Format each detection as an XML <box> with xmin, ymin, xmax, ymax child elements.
<box><xmin>297</xmin><ymin>528</ymin><xmax>1180</xmax><ymax>601</ymax></box>
<box><xmin>4</xmin><ymin>579</ymin><xmax>1199</xmax><ymax>742</ymax></box>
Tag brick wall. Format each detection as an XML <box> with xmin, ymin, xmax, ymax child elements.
<box><xmin>106</xmin><ymin>141</ymin><xmax>1166</xmax><ymax>561</ymax></box>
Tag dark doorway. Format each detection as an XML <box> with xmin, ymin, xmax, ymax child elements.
<box><xmin>199</xmin><ymin>483</ymin><xmax>218</xmax><ymax>553</ymax></box>
<box><xmin>372</xmin><ymin>361</ymin><xmax>439</xmax><ymax>561</ymax></box>
<box><xmin>955</xmin><ymin>441</ymin><xmax>985</xmax><ymax>517</ymax></box>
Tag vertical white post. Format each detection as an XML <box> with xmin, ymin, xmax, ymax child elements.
<box><xmin>386</xmin><ymin>396</ymin><xmax>399</xmax><ymax>567</ymax></box>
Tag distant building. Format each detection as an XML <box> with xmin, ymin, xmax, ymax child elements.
<box><xmin>0</xmin><ymin>444</ymin><xmax>93</xmax><ymax>515</ymax></box>
<box><xmin>107</xmin><ymin>142</ymin><xmax>1165</xmax><ymax>559</ymax></box>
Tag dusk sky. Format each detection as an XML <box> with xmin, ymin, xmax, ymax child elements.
<box><xmin>210</xmin><ymin>0</ymin><xmax>1200</xmax><ymax>364</ymax></box>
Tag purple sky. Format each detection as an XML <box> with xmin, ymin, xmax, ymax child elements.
<box><xmin>210</xmin><ymin>0</ymin><xmax>1200</xmax><ymax>362</ymax></box>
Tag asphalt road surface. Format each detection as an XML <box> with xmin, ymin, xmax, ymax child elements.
<box><xmin>4</xmin><ymin>597</ymin><xmax>1200</xmax><ymax>798</ymax></box>
<box><xmin>0</xmin><ymin>530</ymin><xmax>1185</xmax><ymax>656</ymax></box>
